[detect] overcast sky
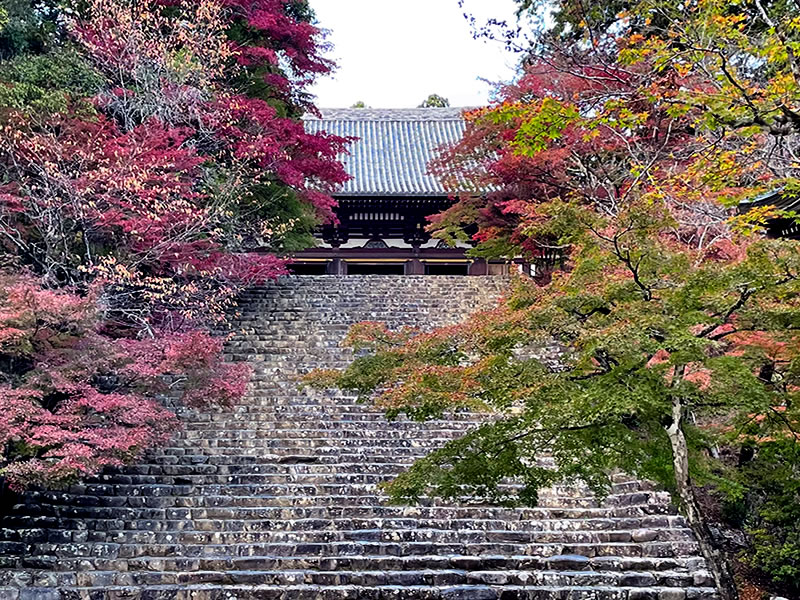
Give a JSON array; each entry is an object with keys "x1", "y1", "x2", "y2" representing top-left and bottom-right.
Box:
[{"x1": 308, "y1": 0, "x2": 521, "y2": 109}]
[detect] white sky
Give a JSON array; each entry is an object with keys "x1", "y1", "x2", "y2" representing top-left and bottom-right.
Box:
[{"x1": 308, "y1": 0, "x2": 521, "y2": 109}]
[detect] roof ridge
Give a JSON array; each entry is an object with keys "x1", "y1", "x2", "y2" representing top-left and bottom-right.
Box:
[
  {"x1": 315, "y1": 117, "x2": 465, "y2": 121},
  {"x1": 303, "y1": 107, "x2": 471, "y2": 123}
]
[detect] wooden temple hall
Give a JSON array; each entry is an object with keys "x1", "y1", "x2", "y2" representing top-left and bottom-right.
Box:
[{"x1": 292, "y1": 108, "x2": 510, "y2": 276}]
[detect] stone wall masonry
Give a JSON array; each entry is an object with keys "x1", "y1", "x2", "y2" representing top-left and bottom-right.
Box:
[{"x1": 0, "y1": 275, "x2": 718, "y2": 599}]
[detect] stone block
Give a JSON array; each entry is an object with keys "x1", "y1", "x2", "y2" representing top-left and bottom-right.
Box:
[
  {"x1": 632, "y1": 529, "x2": 659, "y2": 542},
  {"x1": 18, "y1": 590, "x2": 61, "y2": 600},
  {"x1": 546, "y1": 554, "x2": 592, "y2": 570},
  {"x1": 629, "y1": 592, "x2": 659, "y2": 600},
  {"x1": 659, "y1": 591, "x2": 687, "y2": 600},
  {"x1": 619, "y1": 573, "x2": 657, "y2": 587},
  {"x1": 442, "y1": 587, "x2": 498, "y2": 600}
]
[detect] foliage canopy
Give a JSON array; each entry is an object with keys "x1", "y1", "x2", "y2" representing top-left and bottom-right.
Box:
[
  {"x1": 0, "y1": 0, "x2": 347, "y2": 490},
  {"x1": 311, "y1": 0, "x2": 800, "y2": 597}
]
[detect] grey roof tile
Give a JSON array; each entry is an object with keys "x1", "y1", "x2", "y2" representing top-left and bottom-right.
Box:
[{"x1": 303, "y1": 108, "x2": 468, "y2": 196}]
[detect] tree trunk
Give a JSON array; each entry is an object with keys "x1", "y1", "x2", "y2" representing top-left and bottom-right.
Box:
[{"x1": 665, "y1": 395, "x2": 739, "y2": 600}]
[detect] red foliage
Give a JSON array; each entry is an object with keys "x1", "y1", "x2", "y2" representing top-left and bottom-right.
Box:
[
  {"x1": 428, "y1": 57, "x2": 760, "y2": 259},
  {"x1": 0, "y1": 275, "x2": 251, "y2": 490},
  {"x1": 221, "y1": 0, "x2": 334, "y2": 79},
  {"x1": 0, "y1": 0, "x2": 348, "y2": 489}
]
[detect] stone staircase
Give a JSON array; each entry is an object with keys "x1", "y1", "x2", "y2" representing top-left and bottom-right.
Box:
[{"x1": 0, "y1": 276, "x2": 718, "y2": 599}]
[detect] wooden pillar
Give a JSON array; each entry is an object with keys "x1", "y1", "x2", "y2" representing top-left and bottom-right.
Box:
[
  {"x1": 405, "y1": 259, "x2": 425, "y2": 275},
  {"x1": 468, "y1": 258, "x2": 488, "y2": 276},
  {"x1": 327, "y1": 258, "x2": 346, "y2": 275}
]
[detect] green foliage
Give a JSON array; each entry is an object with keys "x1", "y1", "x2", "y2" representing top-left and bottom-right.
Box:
[
  {"x1": 0, "y1": 47, "x2": 102, "y2": 117},
  {"x1": 728, "y1": 440, "x2": 800, "y2": 593},
  {"x1": 418, "y1": 94, "x2": 450, "y2": 108},
  {"x1": 0, "y1": 0, "x2": 67, "y2": 58},
  {"x1": 239, "y1": 183, "x2": 320, "y2": 253},
  {"x1": 311, "y1": 234, "x2": 800, "y2": 502}
]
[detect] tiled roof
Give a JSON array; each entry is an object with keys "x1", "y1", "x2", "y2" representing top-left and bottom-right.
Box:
[
  {"x1": 740, "y1": 187, "x2": 799, "y2": 211},
  {"x1": 303, "y1": 108, "x2": 468, "y2": 196}
]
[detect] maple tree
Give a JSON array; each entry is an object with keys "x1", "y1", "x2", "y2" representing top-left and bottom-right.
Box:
[
  {"x1": 0, "y1": 274, "x2": 247, "y2": 490},
  {"x1": 0, "y1": 0, "x2": 347, "y2": 489},
  {"x1": 310, "y1": 0, "x2": 800, "y2": 598}
]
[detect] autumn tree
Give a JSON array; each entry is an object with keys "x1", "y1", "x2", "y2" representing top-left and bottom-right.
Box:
[
  {"x1": 0, "y1": 0, "x2": 348, "y2": 490},
  {"x1": 309, "y1": 1, "x2": 800, "y2": 598}
]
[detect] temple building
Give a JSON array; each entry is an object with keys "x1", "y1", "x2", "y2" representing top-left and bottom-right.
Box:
[
  {"x1": 739, "y1": 188, "x2": 800, "y2": 240},
  {"x1": 293, "y1": 107, "x2": 510, "y2": 275}
]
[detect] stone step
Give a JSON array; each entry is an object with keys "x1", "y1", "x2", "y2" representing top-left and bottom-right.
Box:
[
  {"x1": 0, "y1": 584, "x2": 718, "y2": 600},
  {"x1": 2, "y1": 505, "x2": 680, "y2": 525},
  {"x1": 65, "y1": 475, "x2": 650, "y2": 493},
  {"x1": 144, "y1": 450, "x2": 485, "y2": 460},
  {"x1": 165, "y1": 437, "x2": 465, "y2": 448},
  {"x1": 108, "y1": 456, "x2": 559, "y2": 472},
  {"x1": 160, "y1": 433, "x2": 463, "y2": 443},
  {"x1": 0, "y1": 515, "x2": 687, "y2": 536},
  {"x1": 6, "y1": 493, "x2": 674, "y2": 512},
  {"x1": 176, "y1": 428, "x2": 478, "y2": 439},
  {"x1": 175, "y1": 413, "x2": 480, "y2": 424},
  {"x1": 0, "y1": 568, "x2": 716, "y2": 589},
  {"x1": 1, "y1": 527, "x2": 696, "y2": 547},
  {"x1": 140, "y1": 454, "x2": 425, "y2": 465},
  {"x1": 0, "y1": 553, "x2": 709, "y2": 578},
  {"x1": 16, "y1": 539, "x2": 702, "y2": 560},
  {"x1": 45, "y1": 480, "x2": 651, "y2": 499},
  {"x1": 95, "y1": 462, "x2": 415, "y2": 476},
  {"x1": 178, "y1": 417, "x2": 476, "y2": 425}
]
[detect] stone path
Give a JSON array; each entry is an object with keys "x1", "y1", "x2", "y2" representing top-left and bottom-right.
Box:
[{"x1": 0, "y1": 276, "x2": 718, "y2": 599}]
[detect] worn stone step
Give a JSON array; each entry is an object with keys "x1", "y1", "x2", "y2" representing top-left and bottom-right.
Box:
[
  {"x1": 6, "y1": 526, "x2": 693, "y2": 547},
  {"x1": 96, "y1": 462, "x2": 414, "y2": 476},
  {"x1": 140, "y1": 454, "x2": 424, "y2": 465},
  {"x1": 0, "y1": 553, "x2": 709, "y2": 579},
  {"x1": 67, "y1": 475, "x2": 650, "y2": 495},
  {"x1": 2, "y1": 504, "x2": 679, "y2": 527},
  {"x1": 6, "y1": 494, "x2": 671, "y2": 513},
  {"x1": 178, "y1": 414, "x2": 480, "y2": 424},
  {"x1": 3, "y1": 515, "x2": 683, "y2": 537},
  {"x1": 164, "y1": 439, "x2": 463, "y2": 450},
  {"x1": 1, "y1": 519, "x2": 689, "y2": 550},
  {"x1": 42, "y1": 481, "x2": 652, "y2": 501},
  {"x1": 97, "y1": 457, "x2": 563, "y2": 477},
  {"x1": 12, "y1": 488, "x2": 669, "y2": 512},
  {"x1": 212, "y1": 553, "x2": 709, "y2": 574},
  {"x1": 0, "y1": 567, "x2": 716, "y2": 589},
  {"x1": 176, "y1": 429, "x2": 474, "y2": 440},
  {"x1": 25, "y1": 539, "x2": 702, "y2": 560},
  {"x1": 182, "y1": 419, "x2": 480, "y2": 429},
  {"x1": 0, "y1": 584, "x2": 719, "y2": 600}
]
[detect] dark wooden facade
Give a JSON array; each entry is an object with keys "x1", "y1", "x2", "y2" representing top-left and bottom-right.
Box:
[{"x1": 319, "y1": 197, "x2": 451, "y2": 248}]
